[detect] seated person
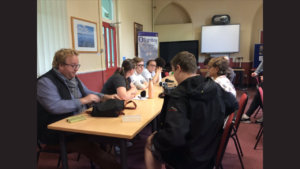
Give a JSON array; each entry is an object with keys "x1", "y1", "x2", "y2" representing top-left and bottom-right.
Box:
[
  {"x1": 130, "y1": 57, "x2": 149, "y2": 90},
  {"x1": 141, "y1": 60, "x2": 159, "y2": 83},
  {"x1": 101, "y1": 59, "x2": 137, "y2": 100},
  {"x1": 241, "y1": 61, "x2": 263, "y2": 123},
  {"x1": 144, "y1": 51, "x2": 228, "y2": 169},
  {"x1": 224, "y1": 56, "x2": 235, "y2": 82},
  {"x1": 208, "y1": 56, "x2": 236, "y2": 97},
  {"x1": 203, "y1": 57, "x2": 212, "y2": 77},
  {"x1": 37, "y1": 48, "x2": 121, "y2": 169}
]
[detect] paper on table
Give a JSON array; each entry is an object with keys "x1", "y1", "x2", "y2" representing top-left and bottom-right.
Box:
[{"x1": 131, "y1": 95, "x2": 148, "y2": 100}]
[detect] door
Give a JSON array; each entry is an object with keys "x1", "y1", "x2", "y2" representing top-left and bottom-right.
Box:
[{"x1": 102, "y1": 22, "x2": 118, "y2": 82}]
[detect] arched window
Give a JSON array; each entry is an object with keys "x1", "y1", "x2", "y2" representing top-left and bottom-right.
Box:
[{"x1": 102, "y1": 0, "x2": 113, "y2": 21}]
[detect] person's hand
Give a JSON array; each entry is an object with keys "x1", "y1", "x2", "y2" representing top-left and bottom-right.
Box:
[
  {"x1": 156, "y1": 67, "x2": 163, "y2": 74},
  {"x1": 251, "y1": 72, "x2": 258, "y2": 77},
  {"x1": 80, "y1": 94, "x2": 100, "y2": 104},
  {"x1": 131, "y1": 87, "x2": 138, "y2": 95},
  {"x1": 146, "y1": 131, "x2": 157, "y2": 151},
  {"x1": 260, "y1": 76, "x2": 263, "y2": 82},
  {"x1": 104, "y1": 94, "x2": 120, "y2": 101}
]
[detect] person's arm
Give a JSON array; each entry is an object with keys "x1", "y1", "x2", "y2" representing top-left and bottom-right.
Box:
[
  {"x1": 152, "y1": 97, "x2": 190, "y2": 152},
  {"x1": 141, "y1": 69, "x2": 152, "y2": 82},
  {"x1": 255, "y1": 61, "x2": 263, "y2": 74},
  {"x1": 117, "y1": 85, "x2": 137, "y2": 100},
  {"x1": 152, "y1": 67, "x2": 162, "y2": 84},
  {"x1": 140, "y1": 75, "x2": 149, "y2": 90},
  {"x1": 252, "y1": 61, "x2": 263, "y2": 77},
  {"x1": 80, "y1": 79, "x2": 104, "y2": 99},
  {"x1": 37, "y1": 77, "x2": 99, "y2": 114}
]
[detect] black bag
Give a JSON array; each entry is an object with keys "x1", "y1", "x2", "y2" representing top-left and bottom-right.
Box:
[{"x1": 86, "y1": 99, "x2": 137, "y2": 117}]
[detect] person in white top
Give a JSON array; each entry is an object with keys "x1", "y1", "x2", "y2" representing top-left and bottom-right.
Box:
[
  {"x1": 141, "y1": 60, "x2": 161, "y2": 84},
  {"x1": 208, "y1": 56, "x2": 236, "y2": 97},
  {"x1": 130, "y1": 57, "x2": 149, "y2": 90}
]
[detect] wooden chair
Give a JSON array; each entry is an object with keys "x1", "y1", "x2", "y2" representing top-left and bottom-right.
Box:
[{"x1": 215, "y1": 113, "x2": 235, "y2": 169}]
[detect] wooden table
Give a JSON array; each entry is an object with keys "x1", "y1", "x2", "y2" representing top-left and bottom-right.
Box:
[{"x1": 48, "y1": 76, "x2": 175, "y2": 169}]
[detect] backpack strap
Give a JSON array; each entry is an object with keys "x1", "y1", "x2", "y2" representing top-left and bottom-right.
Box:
[{"x1": 124, "y1": 100, "x2": 137, "y2": 110}]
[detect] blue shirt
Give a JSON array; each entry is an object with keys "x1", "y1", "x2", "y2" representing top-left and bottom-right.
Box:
[{"x1": 37, "y1": 75, "x2": 104, "y2": 115}]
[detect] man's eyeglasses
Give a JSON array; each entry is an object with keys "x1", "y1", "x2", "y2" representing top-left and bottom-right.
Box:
[
  {"x1": 149, "y1": 64, "x2": 156, "y2": 67},
  {"x1": 136, "y1": 64, "x2": 144, "y2": 67},
  {"x1": 64, "y1": 63, "x2": 81, "y2": 69}
]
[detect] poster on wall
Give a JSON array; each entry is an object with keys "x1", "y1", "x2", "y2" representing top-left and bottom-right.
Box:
[
  {"x1": 138, "y1": 32, "x2": 158, "y2": 64},
  {"x1": 253, "y1": 44, "x2": 263, "y2": 68}
]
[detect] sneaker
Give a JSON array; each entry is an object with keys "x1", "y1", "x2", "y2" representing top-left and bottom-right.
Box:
[
  {"x1": 115, "y1": 142, "x2": 133, "y2": 155},
  {"x1": 255, "y1": 117, "x2": 263, "y2": 124},
  {"x1": 115, "y1": 146, "x2": 120, "y2": 154},
  {"x1": 240, "y1": 114, "x2": 251, "y2": 123}
]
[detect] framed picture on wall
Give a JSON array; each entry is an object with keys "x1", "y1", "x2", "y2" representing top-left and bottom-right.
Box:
[
  {"x1": 134, "y1": 22, "x2": 143, "y2": 56},
  {"x1": 71, "y1": 16, "x2": 98, "y2": 53}
]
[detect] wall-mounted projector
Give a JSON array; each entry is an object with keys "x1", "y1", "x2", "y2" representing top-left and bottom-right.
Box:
[{"x1": 212, "y1": 15, "x2": 230, "y2": 25}]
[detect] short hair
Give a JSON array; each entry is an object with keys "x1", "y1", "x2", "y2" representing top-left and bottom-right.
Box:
[
  {"x1": 155, "y1": 57, "x2": 166, "y2": 68},
  {"x1": 52, "y1": 48, "x2": 79, "y2": 69},
  {"x1": 170, "y1": 51, "x2": 197, "y2": 74},
  {"x1": 146, "y1": 60, "x2": 156, "y2": 66},
  {"x1": 203, "y1": 57, "x2": 212, "y2": 65},
  {"x1": 208, "y1": 56, "x2": 229, "y2": 76},
  {"x1": 133, "y1": 57, "x2": 144, "y2": 64}
]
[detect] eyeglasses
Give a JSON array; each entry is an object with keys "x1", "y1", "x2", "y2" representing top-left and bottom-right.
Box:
[
  {"x1": 136, "y1": 64, "x2": 144, "y2": 67},
  {"x1": 64, "y1": 63, "x2": 81, "y2": 69},
  {"x1": 149, "y1": 64, "x2": 156, "y2": 67}
]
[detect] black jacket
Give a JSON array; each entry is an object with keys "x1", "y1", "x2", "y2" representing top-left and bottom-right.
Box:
[{"x1": 152, "y1": 75, "x2": 238, "y2": 169}]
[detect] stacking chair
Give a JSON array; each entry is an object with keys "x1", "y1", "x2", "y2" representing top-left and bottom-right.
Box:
[
  {"x1": 215, "y1": 113, "x2": 235, "y2": 169},
  {"x1": 254, "y1": 87, "x2": 263, "y2": 149},
  {"x1": 230, "y1": 92, "x2": 249, "y2": 169},
  {"x1": 37, "y1": 140, "x2": 95, "y2": 169}
]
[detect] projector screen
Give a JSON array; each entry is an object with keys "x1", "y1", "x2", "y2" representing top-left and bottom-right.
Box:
[{"x1": 201, "y1": 24, "x2": 240, "y2": 53}]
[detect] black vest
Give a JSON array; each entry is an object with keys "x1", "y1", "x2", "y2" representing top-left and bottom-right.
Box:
[{"x1": 37, "y1": 69, "x2": 87, "y2": 144}]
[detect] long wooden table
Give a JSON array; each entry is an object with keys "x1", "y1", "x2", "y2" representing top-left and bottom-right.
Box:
[{"x1": 48, "y1": 76, "x2": 176, "y2": 169}]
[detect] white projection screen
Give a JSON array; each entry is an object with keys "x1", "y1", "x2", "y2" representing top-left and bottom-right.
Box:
[{"x1": 201, "y1": 24, "x2": 240, "y2": 53}]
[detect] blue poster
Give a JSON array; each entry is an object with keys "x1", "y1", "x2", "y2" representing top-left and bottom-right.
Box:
[
  {"x1": 138, "y1": 32, "x2": 158, "y2": 64},
  {"x1": 253, "y1": 44, "x2": 263, "y2": 68}
]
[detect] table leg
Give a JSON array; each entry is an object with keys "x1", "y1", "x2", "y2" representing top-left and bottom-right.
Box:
[
  {"x1": 119, "y1": 139, "x2": 127, "y2": 169},
  {"x1": 59, "y1": 131, "x2": 68, "y2": 169},
  {"x1": 151, "y1": 117, "x2": 157, "y2": 133}
]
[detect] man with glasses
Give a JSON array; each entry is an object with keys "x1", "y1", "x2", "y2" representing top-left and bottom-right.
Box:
[
  {"x1": 37, "y1": 48, "x2": 121, "y2": 169},
  {"x1": 130, "y1": 57, "x2": 149, "y2": 90},
  {"x1": 141, "y1": 59, "x2": 162, "y2": 84}
]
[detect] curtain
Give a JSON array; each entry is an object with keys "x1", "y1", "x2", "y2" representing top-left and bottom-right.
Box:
[{"x1": 37, "y1": 0, "x2": 69, "y2": 77}]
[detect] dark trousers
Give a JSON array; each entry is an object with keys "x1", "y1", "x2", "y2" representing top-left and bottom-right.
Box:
[
  {"x1": 46, "y1": 134, "x2": 121, "y2": 169},
  {"x1": 246, "y1": 82, "x2": 263, "y2": 117}
]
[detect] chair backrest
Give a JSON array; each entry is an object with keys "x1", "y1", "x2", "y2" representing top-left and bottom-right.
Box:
[
  {"x1": 215, "y1": 113, "x2": 234, "y2": 169},
  {"x1": 258, "y1": 87, "x2": 263, "y2": 105},
  {"x1": 234, "y1": 92, "x2": 249, "y2": 130}
]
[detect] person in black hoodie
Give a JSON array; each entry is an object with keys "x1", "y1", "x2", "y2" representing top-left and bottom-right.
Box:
[{"x1": 144, "y1": 51, "x2": 238, "y2": 169}]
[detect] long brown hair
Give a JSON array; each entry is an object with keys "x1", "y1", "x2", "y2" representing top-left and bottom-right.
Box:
[{"x1": 115, "y1": 59, "x2": 136, "y2": 90}]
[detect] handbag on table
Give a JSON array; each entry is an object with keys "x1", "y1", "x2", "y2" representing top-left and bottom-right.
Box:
[{"x1": 86, "y1": 99, "x2": 137, "y2": 117}]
